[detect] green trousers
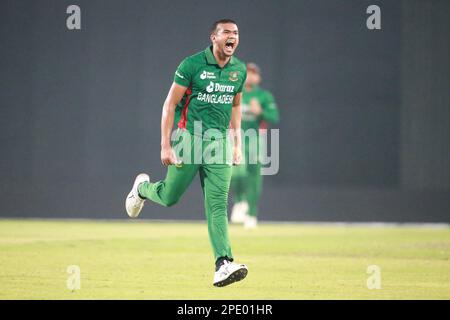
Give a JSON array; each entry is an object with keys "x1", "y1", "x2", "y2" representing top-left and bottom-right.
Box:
[
  {"x1": 231, "y1": 133, "x2": 263, "y2": 217},
  {"x1": 231, "y1": 162, "x2": 262, "y2": 217},
  {"x1": 138, "y1": 130, "x2": 233, "y2": 261}
]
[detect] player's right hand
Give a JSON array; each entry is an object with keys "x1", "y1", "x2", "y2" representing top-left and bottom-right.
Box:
[
  {"x1": 161, "y1": 146, "x2": 178, "y2": 166},
  {"x1": 232, "y1": 146, "x2": 242, "y2": 166},
  {"x1": 249, "y1": 98, "x2": 262, "y2": 116}
]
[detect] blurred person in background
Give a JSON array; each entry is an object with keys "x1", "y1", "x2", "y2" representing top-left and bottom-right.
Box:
[{"x1": 230, "y1": 62, "x2": 280, "y2": 229}]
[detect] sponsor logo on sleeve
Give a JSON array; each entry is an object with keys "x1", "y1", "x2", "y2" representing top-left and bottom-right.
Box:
[{"x1": 175, "y1": 70, "x2": 184, "y2": 79}]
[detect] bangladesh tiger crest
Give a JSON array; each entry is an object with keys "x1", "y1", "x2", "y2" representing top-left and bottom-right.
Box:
[{"x1": 229, "y1": 71, "x2": 239, "y2": 82}]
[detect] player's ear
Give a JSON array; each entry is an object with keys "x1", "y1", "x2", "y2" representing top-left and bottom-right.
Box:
[{"x1": 210, "y1": 33, "x2": 215, "y2": 42}]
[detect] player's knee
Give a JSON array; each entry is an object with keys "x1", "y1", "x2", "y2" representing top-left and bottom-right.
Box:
[{"x1": 163, "y1": 196, "x2": 180, "y2": 207}]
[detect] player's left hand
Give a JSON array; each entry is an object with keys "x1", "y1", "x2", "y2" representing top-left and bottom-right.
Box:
[{"x1": 232, "y1": 146, "x2": 242, "y2": 166}]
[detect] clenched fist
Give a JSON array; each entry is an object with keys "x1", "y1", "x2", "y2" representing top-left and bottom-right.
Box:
[{"x1": 161, "y1": 146, "x2": 178, "y2": 166}]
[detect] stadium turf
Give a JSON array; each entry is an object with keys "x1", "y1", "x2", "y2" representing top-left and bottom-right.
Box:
[{"x1": 0, "y1": 219, "x2": 448, "y2": 299}]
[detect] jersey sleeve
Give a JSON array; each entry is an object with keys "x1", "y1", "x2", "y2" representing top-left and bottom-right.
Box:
[
  {"x1": 236, "y1": 69, "x2": 247, "y2": 93},
  {"x1": 173, "y1": 58, "x2": 193, "y2": 87},
  {"x1": 260, "y1": 91, "x2": 280, "y2": 124}
]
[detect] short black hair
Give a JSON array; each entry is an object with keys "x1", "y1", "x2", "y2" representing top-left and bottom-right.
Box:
[{"x1": 211, "y1": 19, "x2": 237, "y2": 34}]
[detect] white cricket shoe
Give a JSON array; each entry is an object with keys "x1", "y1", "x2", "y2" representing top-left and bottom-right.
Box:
[
  {"x1": 213, "y1": 261, "x2": 248, "y2": 287},
  {"x1": 230, "y1": 201, "x2": 249, "y2": 224},
  {"x1": 244, "y1": 216, "x2": 258, "y2": 229},
  {"x1": 125, "y1": 173, "x2": 150, "y2": 218}
]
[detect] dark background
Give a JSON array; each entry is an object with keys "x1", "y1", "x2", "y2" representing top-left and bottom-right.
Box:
[{"x1": 1, "y1": 0, "x2": 449, "y2": 222}]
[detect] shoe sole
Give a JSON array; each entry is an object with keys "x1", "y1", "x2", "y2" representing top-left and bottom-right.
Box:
[{"x1": 213, "y1": 267, "x2": 248, "y2": 287}]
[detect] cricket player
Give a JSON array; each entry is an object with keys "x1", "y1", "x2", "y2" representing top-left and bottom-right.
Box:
[
  {"x1": 230, "y1": 63, "x2": 280, "y2": 229},
  {"x1": 126, "y1": 19, "x2": 248, "y2": 287}
]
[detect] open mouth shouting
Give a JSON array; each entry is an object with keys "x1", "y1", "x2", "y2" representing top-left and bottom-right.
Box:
[{"x1": 224, "y1": 39, "x2": 237, "y2": 54}]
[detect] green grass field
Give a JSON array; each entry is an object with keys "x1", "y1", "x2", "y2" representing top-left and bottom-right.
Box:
[{"x1": 0, "y1": 219, "x2": 449, "y2": 299}]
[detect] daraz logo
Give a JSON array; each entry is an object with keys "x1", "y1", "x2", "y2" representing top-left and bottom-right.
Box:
[
  {"x1": 206, "y1": 81, "x2": 235, "y2": 93},
  {"x1": 206, "y1": 81, "x2": 214, "y2": 93}
]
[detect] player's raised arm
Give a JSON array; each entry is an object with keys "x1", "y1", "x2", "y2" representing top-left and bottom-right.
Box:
[
  {"x1": 231, "y1": 92, "x2": 242, "y2": 165},
  {"x1": 160, "y1": 82, "x2": 187, "y2": 166}
]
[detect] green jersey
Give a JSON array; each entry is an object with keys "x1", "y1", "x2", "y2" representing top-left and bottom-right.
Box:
[
  {"x1": 173, "y1": 46, "x2": 247, "y2": 138},
  {"x1": 241, "y1": 85, "x2": 279, "y2": 131}
]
